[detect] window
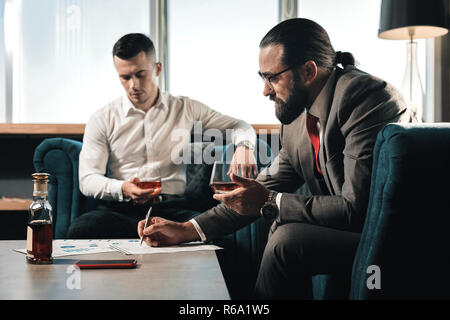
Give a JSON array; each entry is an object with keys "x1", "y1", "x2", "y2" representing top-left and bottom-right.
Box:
[
  {"x1": 168, "y1": 0, "x2": 279, "y2": 124},
  {"x1": 5, "y1": 0, "x2": 151, "y2": 123},
  {"x1": 298, "y1": 0, "x2": 427, "y2": 113},
  {"x1": 0, "y1": 1, "x2": 5, "y2": 122},
  {"x1": 1, "y1": 0, "x2": 431, "y2": 124}
]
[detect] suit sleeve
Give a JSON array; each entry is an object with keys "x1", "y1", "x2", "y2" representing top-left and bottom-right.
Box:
[
  {"x1": 256, "y1": 146, "x2": 304, "y2": 192},
  {"x1": 278, "y1": 79, "x2": 411, "y2": 232}
]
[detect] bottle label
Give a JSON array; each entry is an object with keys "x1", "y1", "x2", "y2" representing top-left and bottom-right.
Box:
[{"x1": 26, "y1": 226, "x2": 33, "y2": 253}]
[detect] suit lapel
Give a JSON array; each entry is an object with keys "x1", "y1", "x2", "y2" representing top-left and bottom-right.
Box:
[{"x1": 317, "y1": 70, "x2": 341, "y2": 195}]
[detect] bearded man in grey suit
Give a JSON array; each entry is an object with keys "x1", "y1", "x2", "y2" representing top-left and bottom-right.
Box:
[{"x1": 137, "y1": 18, "x2": 417, "y2": 299}]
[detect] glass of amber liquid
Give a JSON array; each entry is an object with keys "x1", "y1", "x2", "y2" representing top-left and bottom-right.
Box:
[
  {"x1": 209, "y1": 161, "x2": 240, "y2": 194},
  {"x1": 136, "y1": 165, "x2": 162, "y2": 203}
]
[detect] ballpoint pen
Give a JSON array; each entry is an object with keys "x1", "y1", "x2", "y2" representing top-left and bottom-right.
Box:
[{"x1": 140, "y1": 206, "x2": 153, "y2": 247}]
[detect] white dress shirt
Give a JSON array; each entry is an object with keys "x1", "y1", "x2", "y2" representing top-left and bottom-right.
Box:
[{"x1": 79, "y1": 91, "x2": 256, "y2": 201}]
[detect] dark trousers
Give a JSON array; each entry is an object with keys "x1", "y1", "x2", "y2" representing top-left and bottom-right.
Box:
[
  {"x1": 66, "y1": 196, "x2": 203, "y2": 239},
  {"x1": 254, "y1": 222, "x2": 361, "y2": 299}
]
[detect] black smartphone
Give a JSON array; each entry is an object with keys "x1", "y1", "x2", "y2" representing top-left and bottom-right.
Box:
[{"x1": 74, "y1": 259, "x2": 137, "y2": 269}]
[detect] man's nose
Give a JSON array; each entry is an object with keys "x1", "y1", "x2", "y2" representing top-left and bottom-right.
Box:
[
  {"x1": 263, "y1": 81, "x2": 274, "y2": 97},
  {"x1": 130, "y1": 77, "x2": 139, "y2": 90}
]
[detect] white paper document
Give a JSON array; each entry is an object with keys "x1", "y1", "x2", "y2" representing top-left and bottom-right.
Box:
[
  {"x1": 14, "y1": 239, "x2": 222, "y2": 257},
  {"x1": 109, "y1": 239, "x2": 222, "y2": 255},
  {"x1": 14, "y1": 239, "x2": 117, "y2": 257}
]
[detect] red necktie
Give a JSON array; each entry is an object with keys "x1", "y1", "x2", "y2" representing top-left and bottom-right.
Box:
[{"x1": 306, "y1": 113, "x2": 322, "y2": 175}]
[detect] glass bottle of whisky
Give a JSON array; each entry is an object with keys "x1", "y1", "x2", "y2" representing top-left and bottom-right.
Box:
[{"x1": 26, "y1": 173, "x2": 53, "y2": 264}]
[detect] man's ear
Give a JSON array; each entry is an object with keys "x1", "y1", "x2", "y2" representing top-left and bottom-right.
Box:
[
  {"x1": 302, "y1": 60, "x2": 318, "y2": 86},
  {"x1": 154, "y1": 62, "x2": 162, "y2": 77}
]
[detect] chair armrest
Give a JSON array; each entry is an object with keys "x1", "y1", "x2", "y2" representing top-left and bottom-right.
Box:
[
  {"x1": 33, "y1": 138, "x2": 87, "y2": 239},
  {"x1": 350, "y1": 123, "x2": 450, "y2": 299}
]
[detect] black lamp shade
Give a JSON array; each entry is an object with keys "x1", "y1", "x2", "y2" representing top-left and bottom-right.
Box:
[{"x1": 379, "y1": 0, "x2": 449, "y2": 39}]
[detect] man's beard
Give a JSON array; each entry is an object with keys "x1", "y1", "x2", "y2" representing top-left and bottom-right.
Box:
[{"x1": 273, "y1": 79, "x2": 309, "y2": 125}]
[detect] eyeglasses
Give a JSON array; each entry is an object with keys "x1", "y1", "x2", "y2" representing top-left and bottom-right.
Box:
[{"x1": 258, "y1": 66, "x2": 295, "y2": 86}]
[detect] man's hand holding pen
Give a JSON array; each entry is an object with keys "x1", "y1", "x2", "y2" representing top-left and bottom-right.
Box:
[{"x1": 137, "y1": 217, "x2": 200, "y2": 247}]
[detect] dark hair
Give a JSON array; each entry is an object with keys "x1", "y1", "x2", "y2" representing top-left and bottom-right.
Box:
[
  {"x1": 112, "y1": 33, "x2": 156, "y2": 61},
  {"x1": 260, "y1": 18, "x2": 355, "y2": 69}
]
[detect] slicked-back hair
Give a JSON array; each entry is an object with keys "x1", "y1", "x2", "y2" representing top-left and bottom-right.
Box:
[
  {"x1": 112, "y1": 33, "x2": 156, "y2": 62},
  {"x1": 260, "y1": 18, "x2": 355, "y2": 70}
]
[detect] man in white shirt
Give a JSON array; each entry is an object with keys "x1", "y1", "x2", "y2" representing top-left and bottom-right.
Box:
[{"x1": 67, "y1": 33, "x2": 257, "y2": 239}]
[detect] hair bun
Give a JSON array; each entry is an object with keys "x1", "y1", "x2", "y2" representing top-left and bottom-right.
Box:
[
  {"x1": 335, "y1": 51, "x2": 343, "y2": 64},
  {"x1": 335, "y1": 51, "x2": 355, "y2": 67}
]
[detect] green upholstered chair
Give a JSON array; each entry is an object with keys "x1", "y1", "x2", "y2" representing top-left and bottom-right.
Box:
[
  {"x1": 350, "y1": 123, "x2": 450, "y2": 299},
  {"x1": 312, "y1": 123, "x2": 450, "y2": 299},
  {"x1": 33, "y1": 138, "x2": 85, "y2": 239}
]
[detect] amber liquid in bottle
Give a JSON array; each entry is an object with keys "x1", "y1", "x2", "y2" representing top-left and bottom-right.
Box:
[
  {"x1": 26, "y1": 221, "x2": 53, "y2": 264},
  {"x1": 26, "y1": 173, "x2": 53, "y2": 264}
]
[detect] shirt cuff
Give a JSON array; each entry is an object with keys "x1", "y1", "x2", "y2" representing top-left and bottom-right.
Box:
[
  {"x1": 231, "y1": 125, "x2": 257, "y2": 147},
  {"x1": 276, "y1": 192, "x2": 282, "y2": 210},
  {"x1": 111, "y1": 180, "x2": 125, "y2": 202},
  {"x1": 190, "y1": 218, "x2": 207, "y2": 242}
]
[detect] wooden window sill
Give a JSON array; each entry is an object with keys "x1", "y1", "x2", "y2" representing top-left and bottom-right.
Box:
[
  {"x1": 0, "y1": 123, "x2": 281, "y2": 135},
  {"x1": 0, "y1": 197, "x2": 33, "y2": 211}
]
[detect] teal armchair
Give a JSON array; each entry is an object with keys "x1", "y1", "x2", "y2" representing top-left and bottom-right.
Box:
[
  {"x1": 33, "y1": 138, "x2": 85, "y2": 239},
  {"x1": 350, "y1": 123, "x2": 450, "y2": 299},
  {"x1": 312, "y1": 123, "x2": 450, "y2": 299}
]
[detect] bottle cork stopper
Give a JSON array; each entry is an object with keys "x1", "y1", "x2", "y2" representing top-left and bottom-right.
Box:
[{"x1": 32, "y1": 173, "x2": 50, "y2": 180}]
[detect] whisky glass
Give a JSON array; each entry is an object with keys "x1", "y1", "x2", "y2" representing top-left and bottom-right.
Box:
[
  {"x1": 209, "y1": 161, "x2": 240, "y2": 194},
  {"x1": 136, "y1": 165, "x2": 162, "y2": 190},
  {"x1": 135, "y1": 165, "x2": 162, "y2": 204}
]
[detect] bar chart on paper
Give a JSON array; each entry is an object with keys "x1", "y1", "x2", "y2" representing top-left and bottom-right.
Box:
[{"x1": 14, "y1": 239, "x2": 117, "y2": 257}]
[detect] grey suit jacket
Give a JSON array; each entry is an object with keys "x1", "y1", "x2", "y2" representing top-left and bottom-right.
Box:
[{"x1": 195, "y1": 66, "x2": 416, "y2": 240}]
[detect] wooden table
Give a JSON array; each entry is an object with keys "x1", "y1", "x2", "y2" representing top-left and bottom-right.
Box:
[{"x1": 0, "y1": 240, "x2": 230, "y2": 300}]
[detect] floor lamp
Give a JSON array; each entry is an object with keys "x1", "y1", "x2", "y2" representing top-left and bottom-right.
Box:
[{"x1": 378, "y1": 0, "x2": 448, "y2": 122}]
